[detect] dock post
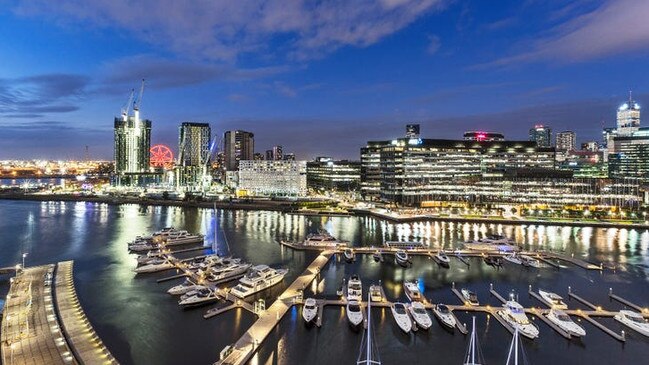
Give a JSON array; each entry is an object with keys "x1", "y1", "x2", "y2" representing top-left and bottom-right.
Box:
[
  {"x1": 490, "y1": 283, "x2": 493, "y2": 291},
  {"x1": 609, "y1": 287, "x2": 613, "y2": 296},
  {"x1": 568, "y1": 286, "x2": 571, "y2": 294},
  {"x1": 621, "y1": 330, "x2": 625, "y2": 341},
  {"x1": 528, "y1": 284, "x2": 532, "y2": 292},
  {"x1": 452, "y1": 281, "x2": 455, "y2": 289}
]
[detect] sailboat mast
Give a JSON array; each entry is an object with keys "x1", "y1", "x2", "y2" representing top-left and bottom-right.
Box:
[
  {"x1": 367, "y1": 292, "x2": 371, "y2": 363},
  {"x1": 213, "y1": 202, "x2": 218, "y2": 254},
  {"x1": 471, "y1": 316, "x2": 476, "y2": 364},
  {"x1": 514, "y1": 329, "x2": 519, "y2": 365}
]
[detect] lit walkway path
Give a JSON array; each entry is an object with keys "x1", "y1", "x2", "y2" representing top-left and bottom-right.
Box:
[
  {"x1": 1, "y1": 265, "x2": 76, "y2": 365},
  {"x1": 54, "y1": 261, "x2": 118, "y2": 365},
  {"x1": 216, "y1": 251, "x2": 334, "y2": 365}
]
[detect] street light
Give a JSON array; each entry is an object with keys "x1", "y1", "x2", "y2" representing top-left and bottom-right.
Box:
[{"x1": 22, "y1": 253, "x2": 27, "y2": 269}]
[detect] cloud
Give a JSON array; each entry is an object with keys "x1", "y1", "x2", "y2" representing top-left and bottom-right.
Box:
[
  {"x1": 475, "y1": 0, "x2": 649, "y2": 68},
  {"x1": 484, "y1": 16, "x2": 518, "y2": 31},
  {"x1": 426, "y1": 35, "x2": 441, "y2": 54},
  {"x1": 13, "y1": 0, "x2": 447, "y2": 62},
  {"x1": 0, "y1": 74, "x2": 88, "y2": 117}
]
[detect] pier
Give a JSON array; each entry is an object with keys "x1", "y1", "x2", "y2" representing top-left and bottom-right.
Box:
[
  {"x1": 1, "y1": 262, "x2": 118, "y2": 365},
  {"x1": 608, "y1": 288, "x2": 648, "y2": 313}
]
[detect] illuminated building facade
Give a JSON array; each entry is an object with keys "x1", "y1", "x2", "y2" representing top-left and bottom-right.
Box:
[
  {"x1": 463, "y1": 131, "x2": 504, "y2": 141},
  {"x1": 224, "y1": 130, "x2": 254, "y2": 171},
  {"x1": 113, "y1": 115, "x2": 152, "y2": 186},
  {"x1": 360, "y1": 140, "x2": 390, "y2": 200},
  {"x1": 606, "y1": 93, "x2": 649, "y2": 183},
  {"x1": 529, "y1": 124, "x2": 552, "y2": 147},
  {"x1": 406, "y1": 124, "x2": 420, "y2": 138},
  {"x1": 177, "y1": 122, "x2": 211, "y2": 189},
  {"x1": 556, "y1": 131, "x2": 576, "y2": 152},
  {"x1": 238, "y1": 160, "x2": 307, "y2": 196},
  {"x1": 307, "y1": 157, "x2": 361, "y2": 191}
]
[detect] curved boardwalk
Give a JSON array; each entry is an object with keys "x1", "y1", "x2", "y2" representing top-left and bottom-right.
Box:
[{"x1": 54, "y1": 261, "x2": 119, "y2": 365}]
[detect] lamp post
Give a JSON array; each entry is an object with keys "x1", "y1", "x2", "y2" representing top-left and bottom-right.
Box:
[{"x1": 22, "y1": 253, "x2": 27, "y2": 269}]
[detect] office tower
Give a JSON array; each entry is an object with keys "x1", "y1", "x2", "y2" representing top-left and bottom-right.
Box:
[
  {"x1": 238, "y1": 160, "x2": 307, "y2": 196},
  {"x1": 463, "y1": 131, "x2": 505, "y2": 141},
  {"x1": 529, "y1": 124, "x2": 552, "y2": 147},
  {"x1": 177, "y1": 122, "x2": 211, "y2": 188},
  {"x1": 113, "y1": 85, "x2": 151, "y2": 186},
  {"x1": 272, "y1": 145, "x2": 283, "y2": 160},
  {"x1": 307, "y1": 157, "x2": 361, "y2": 191},
  {"x1": 406, "y1": 124, "x2": 420, "y2": 138},
  {"x1": 581, "y1": 141, "x2": 599, "y2": 152},
  {"x1": 556, "y1": 131, "x2": 576, "y2": 152},
  {"x1": 360, "y1": 140, "x2": 390, "y2": 200},
  {"x1": 265, "y1": 149, "x2": 274, "y2": 160},
  {"x1": 616, "y1": 91, "x2": 640, "y2": 135},
  {"x1": 223, "y1": 130, "x2": 254, "y2": 171}
]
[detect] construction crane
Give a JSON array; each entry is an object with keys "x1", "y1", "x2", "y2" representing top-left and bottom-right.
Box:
[
  {"x1": 132, "y1": 79, "x2": 145, "y2": 124},
  {"x1": 120, "y1": 89, "x2": 135, "y2": 121}
]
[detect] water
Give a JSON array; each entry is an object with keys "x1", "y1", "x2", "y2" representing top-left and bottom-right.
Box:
[
  {"x1": 0, "y1": 200, "x2": 648, "y2": 364},
  {"x1": 0, "y1": 177, "x2": 67, "y2": 186}
]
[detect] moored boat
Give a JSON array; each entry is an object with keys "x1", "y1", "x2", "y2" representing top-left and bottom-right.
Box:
[
  {"x1": 461, "y1": 288, "x2": 479, "y2": 306},
  {"x1": 546, "y1": 309, "x2": 586, "y2": 337},
  {"x1": 498, "y1": 300, "x2": 540, "y2": 339},
  {"x1": 347, "y1": 300, "x2": 364, "y2": 328},
  {"x1": 403, "y1": 280, "x2": 423, "y2": 302},
  {"x1": 408, "y1": 302, "x2": 432, "y2": 330},
  {"x1": 538, "y1": 289, "x2": 568, "y2": 309},
  {"x1": 302, "y1": 298, "x2": 318, "y2": 323},
  {"x1": 391, "y1": 302, "x2": 412, "y2": 333},
  {"x1": 230, "y1": 265, "x2": 288, "y2": 298},
  {"x1": 395, "y1": 250, "x2": 410, "y2": 268},
  {"x1": 432, "y1": 304, "x2": 456, "y2": 329},
  {"x1": 347, "y1": 275, "x2": 362, "y2": 302},
  {"x1": 614, "y1": 310, "x2": 649, "y2": 337}
]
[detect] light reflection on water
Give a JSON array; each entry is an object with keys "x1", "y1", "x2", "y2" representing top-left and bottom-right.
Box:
[{"x1": 0, "y1": 200, "x2": 648, "y2": 364}]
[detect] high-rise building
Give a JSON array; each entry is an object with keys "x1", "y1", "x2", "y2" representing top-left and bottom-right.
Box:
[
  {"x1": 463, "y1": 131, "x2": 504, "y2": 141},
  {"x1": 556, "y1": 131, "x2": 576, "y2": 152},
  {"x1": 253, "y1": 153, "x2": 265, "y2": 161},
  {"x1": 113, "y1": 106, "x2": 152, "y2": 186},
  {"x1": 238, "y1": 160, "x2": 307, "y2": 196},
  {"x1": 272, "y1": 145, "x2": 283, "y2": 161},
  {"x1": 616, "y1": 92, "x2": 640, "y2": 135},
  {"x1": 406, "y1": 124, "x2": 420, "y2": 138},
  {"x1": 224, "y1": 130, "x2": 254, "y2": 171},
  {"x1": 283, "y1": 153, "x2": 296, "y2": 161},
  {"x1": 529, "y1": 124, "x2": 552, "y2": 147},
  {"x1": 360, "y1": 140, "x2": 390, "y2": 200},
  {"x1": 307, "y1": 157, "x2": 361, "y2": 191},
  {"x1": 265, "y1": 149, "x2": 274, "y2": 160},
  {"x1": 581, "y1": 141, "x2": 599, "y2": 152},
  {"x1": 177, "y1": 122, "x2": 211, "y2": 188}
]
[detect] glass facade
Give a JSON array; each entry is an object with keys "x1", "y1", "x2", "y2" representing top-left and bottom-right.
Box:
[
  {"x1": 177, "y1": 122, "x2": 211, "y2": 188},
  {"x1": 306, "y1": 157, "x2": 361, "y2": 191},
  {"x1": 238, "y1": 160, "x2": 307, "y2": 196},
  {"x1": 113, "y1": 116, "x2": 152, "y2": 186}
]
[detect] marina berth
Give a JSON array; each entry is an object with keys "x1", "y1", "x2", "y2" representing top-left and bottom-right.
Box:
[
  {"x1": 462, "y1": 236, "x2": 520, "y2": 252},
  {"x1": 162, "y1": 231, "x2": 204, "y2": 246},
  {"x1": 614, "y1": 310, "x2": 649, "y2": 337},
  {"x1": 134, "y1": 258, "x2": 174, "y2": 273},
  {"x1": 546, "y1": 309, "x2": 586, "y2": 337},
  {"x1": 178, "y1": 287, "x2": 219, "y2": 308},
  {"x1": 302, "y1": 298, "x2": 318, "y2": 323},
  {"x1": 432, "y1": 304, "x2": 456, "y2": 329},
  {"x1": 391, "y1": 302, "x2": 413, "y2": 333},
  {"x1": 206, "y1": 262, "x2": 252, "y2": 284},
  {"x1": 347, "y1": 275, "x2": 363, "y2": 302},
  {"x1": 347, "y1": 300, "x2": 364, "y2": 328},
  {"x1": 343, "y1": 248, "x2": 356, "y2": 263},
  {"x1": 230, "y1": 265, "x2": 288, "y2": 298},
  {"x1": 300, "y1": 231, "x2": 350, "y2": 247},
  {"x1": 503, "y1": 253, "x2": 523, "y2": 265},
  {"x1": 395, "y1": 250, "x2": 410, "y2": 267},
  {"x1": 369, "y1": 285, "x2": 383, "y2": 302},
  {"x1": 403, "y1": 280, "x2": 423, "y2": 302},
  {"x1": 520, "y1": 255, "x2": 541, "y2": 268},
  {"x1": 167, "y1": 278, "x2": 207, "y2": 296},
  {"x1": 433, "y1": 250, "x2": 450, "y2": 267},
  {"x1": 408, "y1": 302, "x2": 432, "y2": 330},
  {"x1": 498, "y1": 300, "x2": 540, "y2": 339}
]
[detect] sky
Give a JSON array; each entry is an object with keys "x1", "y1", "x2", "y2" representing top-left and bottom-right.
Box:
[{"x1": 2, "y1": 0, "x2": 649, "y2": 160}]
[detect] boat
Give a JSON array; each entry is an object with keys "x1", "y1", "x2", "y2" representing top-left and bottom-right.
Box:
[
  {"x1": 497, "y1": 300, "x2": 540, "y2": 339},
  {"x1": 136, "y1": 250, "x2": 164, "y2": 264},
  {"x1": 302, "y1": 298, "x2": 318, "y2": 323},
  {"x1": 546, "y1": 309, "x2": 586, "y2": 337},
  {"x1": 395, "y1": 250, "x2": 410, "y2": 268},
  {"x1": 300, "y1": 231, "x2": 349, "y2": 248},
  {"x1": 390, "y1": 302, "x2": 412, "y2": 333},
  {"x1": 433, "y1": 250, "x2": 450, "y2": 267},
  {"x1": 432, "y1": 304, "x2": 456, "y2": 329},
  {"x1": 463, "y1": 236, "x2": 520, "y2": 252},
  {"x1": 538, "y1": 289, "x2": 568, "y2": 309},
  {"x1": 163, "y1": 231, "x2": 204, "y2": 246},
  {"x1": 372, "y1": 250, "x2": 384, "y2": 263},
  {"x1": 347, "y1": 300, "x2": 364, "y2": 328},
  {"x1": 206, "y1": 263, "x2": 252, "y2": 284},
  {"x1": 408, "y1": 302, "x2": 432, "y2": 330},
  {"x1": 484, "y1": 256, "x2": 503, "y2": 267},
  {"x1": 230, "y1": 265, "x2": 289, "y2": 298},
  {"x1": 178, "y1": 288, "x2": 219, "y2": 308},
  {"x1": 337, "y1": 278, "x2": 345, "y2": 296},
  {"x1": 129, "y1": 243, "x2": 158, "y2": 253},
  {"x1": 167, "y1": 278, "x2": 207, "y2": 295},
  {"x1": 369, "y1": 285, "x2": 383, "y2": 302},
  {"x1": 134, "y1": 259, "x2": 174, "y2": 273},
  {"x1": 343, "y1": 249, "x2": 356, "y2": 263},
  {"x1": 520, "y1": 255, "x2": 541, "y2": 268},
  {"x1": 461, "y1": 288, "x2": 479, "y2": 306},
  {"x1": 463, "y1": 317, "x2": 485, "y2": 365},
  {"x1": 403, "y1": 280, "x2": 422, "y2": 302},
  {"x1": 347, "y1": 275, "x2": 362, "y2": 301},
  {"x1": 503, "y1": 253, "x2": 522, "y2": 265},
  {"x1": 614, "y1": 310, "x2": 649, "y2": 337}
]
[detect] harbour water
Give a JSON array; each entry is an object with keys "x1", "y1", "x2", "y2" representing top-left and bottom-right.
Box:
[{"x1": 1, "y1": 200, "x2": 648, "y2": 364}]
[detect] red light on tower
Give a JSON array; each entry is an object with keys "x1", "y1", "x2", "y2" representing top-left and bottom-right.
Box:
[
  {"x1": 476, "y1": 132, "x2": 487, "y2": 141},
  {"x1": 150, "y1": 144, "x2": 174, "y2": 169}
]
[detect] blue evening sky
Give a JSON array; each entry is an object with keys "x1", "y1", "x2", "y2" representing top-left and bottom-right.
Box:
[{"x1": 1, "y1": 0, "x2": 649, "y2": 160}]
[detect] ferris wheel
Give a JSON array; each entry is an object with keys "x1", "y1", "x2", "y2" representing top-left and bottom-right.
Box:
[{"x1": 150, "y1": 144, "x2": 174, "y2": 169}]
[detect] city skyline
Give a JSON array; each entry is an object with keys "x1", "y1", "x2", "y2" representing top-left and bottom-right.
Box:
[{"x1": 2, "y1": 0, "x2": 649, "y2": 160}]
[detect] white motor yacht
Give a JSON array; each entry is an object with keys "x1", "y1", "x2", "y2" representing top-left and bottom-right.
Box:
[
  {"x1": 301, "y1": 231, "x2": 349, "y2": 247},
  {"x1": 433, "y1": 250, "x2": 450, "y2": 267},
  {"x1": 369, "y1": 285, "x2": 383, "y2": 302},
  {"x1": 206, "y1": 263, "x2": 251, "y2": 284},
  {"x1": 546, "y1": 309, "x2": 586, "y2": 337},
  {"x1": 614, "y1": 310, "x2": 649, "y2": 337},
  {"x1": 432, "y1": 304, "x2": 456, "y2": 329},
  {"x1": 347, "y1": 275, "x2": 362, "y2": 302},
  {"x1": 129, "y1": 243, "x2": 158, "y2": 253},
  {"x1": 164, "y1": 232, "x2": 204, "y2": 246},
  {"x1": 136, "y1": 250, "x2": 164, "y2": 264},
  {"x1": 167, "y1": 278, "x2": 206, "y2": 295},
  {"x1": 498, "y1": 300, "x2": 540, "y2": 339},
  {"x1": 134, "y1": 259, "x2": 174, "y2": 273},
  {"x1": 538, "y1": 289, "x2": 568, "y2": 309},
  {"x1": 230, "y1": 265, "x2": 288, "y2": 298},
  {"x1": 302, "y1": 298, "x2": 318, "y2": 323},
  {"x1": 391, "y1": 302, "x2": 412, "y2": 333},
  {"x1": 347, "y1": 300, "x2": 364, "y2": 328},
  {"x1": 395, "y1": 250, "x2": 410, "y2": 268},
  {"x1": 408, "y1": 302, "x2": 432, "y2": 330},
  {"x1": 461, "y1": 288, "x2": 480, "y2": 306},
  {"x1": 178, "y1": 288, "x2": 219, "y2": 308},
  {"x1": 403, "y1": 280, "x2": 423, "y2": 302},
  {"x1": 503, "y1": 253, "x2": 522, "y2": 265},
  {"x1": 520, "y1": 255, "x2": 541, "y2": 268}
]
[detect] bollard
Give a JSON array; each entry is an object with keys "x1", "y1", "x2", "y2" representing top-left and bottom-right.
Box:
[
  {"x1": 609, "y1": 287, "x2": 613, "y2": 296},
  {"x1": 568, "y1": 286, "x2": 571, "y2": 294},
  {"x1": 452, "y1": 282, "x2": 455, "y2": 289},
  {"x1": 490, "y1": 283, "x2": 493, "y2": 290},
  {"x1": 621, "y1": 330, "x2": 625, "y2": 341}
]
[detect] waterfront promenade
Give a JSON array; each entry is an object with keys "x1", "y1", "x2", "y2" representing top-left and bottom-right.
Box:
[{"x1": 1, "y1": 262, "x2": 118, "y2": 365}]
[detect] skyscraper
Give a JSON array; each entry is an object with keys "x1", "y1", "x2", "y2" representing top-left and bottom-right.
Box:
[
  {"x1": 113, "y1": 90, "x2": 152, "y2": 186},
  {"x1": 177, "y1": 122, "x2": 211, "y2": 188},
  {"x1": 272, "y1": 145, "x2": 283, "y2": 160},
  {"x1": 616, "y1": 91, "x2": 640, "y2": 135},
  {"x1": 556, "y1": 131, "x2": 576, "y2": 152},
  {"x1": 224, "y1": 130, "x2": 254, "y2": 171},
  {"x1": 529, "y1": 124, "x2": 552, "y2": 147}
]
